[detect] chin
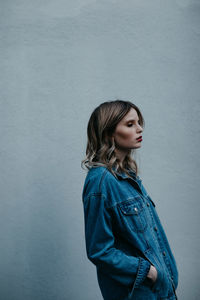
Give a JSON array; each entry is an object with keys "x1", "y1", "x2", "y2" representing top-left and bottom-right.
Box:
[{"x1": 134, "y1": 145, "x2": 142, "y2": 149}]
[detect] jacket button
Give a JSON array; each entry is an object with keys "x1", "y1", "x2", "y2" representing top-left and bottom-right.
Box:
[
  {"x1": 163, "y1": 251, "x2": 166, "y2": 257},
  {"x1": 134, "y1": 207, "x2": 138, "y2": 212},
  {"x1": 154, "y1": 226, "x2": 158, "y2": 232},
  {"x1": 147, "y1": 202, "x2": 150, "y2": 207}
]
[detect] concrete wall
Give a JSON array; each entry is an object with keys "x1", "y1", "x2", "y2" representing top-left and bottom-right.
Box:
[{"x1": 0, "y1": 0, "x2": 200, "y2": 299}]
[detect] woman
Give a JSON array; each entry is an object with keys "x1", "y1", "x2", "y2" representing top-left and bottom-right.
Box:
[{"x1": 81, "y1": 100, "x2": 178, "y2": 300}]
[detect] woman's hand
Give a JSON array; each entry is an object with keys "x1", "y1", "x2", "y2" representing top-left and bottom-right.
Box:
[{"x1": 147, "y1": 265, "x2": 158, "y2": 283}]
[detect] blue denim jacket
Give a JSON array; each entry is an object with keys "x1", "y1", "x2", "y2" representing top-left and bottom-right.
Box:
[{"x1": 82, "y1": 166, "x2": 179, "y2": 300}]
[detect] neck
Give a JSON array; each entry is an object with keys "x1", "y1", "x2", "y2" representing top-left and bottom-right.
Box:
[{"x1": 114, "y1": 148, "x2": 128, "y2": 163}]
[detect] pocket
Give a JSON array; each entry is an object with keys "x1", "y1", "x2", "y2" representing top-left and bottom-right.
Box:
[
  {"x1": 143, "y1": 251, "x2": 170, "y2": 298},
  {"x1": 142, "y1": 276, "x2": 155, "y2": 290},
  {"x1": 118, "y1": 197, "x2": 148, "y2": 232}
]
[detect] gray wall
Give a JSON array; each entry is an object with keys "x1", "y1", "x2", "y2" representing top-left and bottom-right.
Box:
[{"x1": 0, "y1": 0, "x2": 200, "y2": 299}]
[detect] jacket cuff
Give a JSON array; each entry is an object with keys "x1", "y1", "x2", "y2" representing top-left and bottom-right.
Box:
[
  {"x1": 128, "y1": 257, "x2": 151, "y2": 299},
  {"x1": 134, "y1": 257, "x2": 151, "y2": 287}
]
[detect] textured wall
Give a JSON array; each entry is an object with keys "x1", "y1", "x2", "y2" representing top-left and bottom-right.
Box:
[{"x1": 0, "y1": 0, "x2": 200, "y2": 299}]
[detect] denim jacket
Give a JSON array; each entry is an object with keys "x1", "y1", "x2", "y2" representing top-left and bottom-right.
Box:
[{"x1": 82, "y1": 166, "x2": 179, "y2": 300}]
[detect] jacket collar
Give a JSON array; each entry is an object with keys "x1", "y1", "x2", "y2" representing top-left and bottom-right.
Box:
[
  {"x1": 114, "y1": 168, "x2": 143, "y2": 197},
  {"x1": 112, "y1": 167, "x2": 142, "y2": 183}
]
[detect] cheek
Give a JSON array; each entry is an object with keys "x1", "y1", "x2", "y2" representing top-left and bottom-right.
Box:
[{"x1": 116, "y1": 130, "x2": 135, "y2": 141}]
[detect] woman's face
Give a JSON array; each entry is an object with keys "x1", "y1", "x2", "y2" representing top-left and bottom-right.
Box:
[{"x1": 112, "y1": 108, "x2": 143, "y2": 155}]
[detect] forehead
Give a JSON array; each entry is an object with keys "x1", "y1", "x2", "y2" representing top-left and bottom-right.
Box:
[{"x1": 122, "y1": 108, "x2": 139, "y2": 122}]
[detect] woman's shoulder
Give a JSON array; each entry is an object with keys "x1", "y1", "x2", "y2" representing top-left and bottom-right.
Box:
[
  {"x1": 84, "y1": 166, "x2": 116, "y2": 185},
  {"x1": 87, "y1": 165, "x2": 108, "y2": 177},
  {"x1": 82, "y1": 166, "x2": 118, "y2": 199}
]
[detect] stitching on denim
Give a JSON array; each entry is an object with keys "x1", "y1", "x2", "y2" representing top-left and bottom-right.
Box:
[
  {"x1": 85, "y1": 192, "x2": 106, "y2": 199},
  {"x1": 98, "y1": 168, "x2": 109, "y2": 193},
  {"x1": 107, "y1": 196, "x2": 144, "y2": 210}
]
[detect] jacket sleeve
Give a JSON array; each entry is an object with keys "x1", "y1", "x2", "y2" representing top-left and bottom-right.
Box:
[{"x1": 83, "y1": 192, "x2": 151, "y2": 290}]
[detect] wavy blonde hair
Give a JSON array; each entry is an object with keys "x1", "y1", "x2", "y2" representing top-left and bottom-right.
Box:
[{"x1": 81, "y1": 99, "x2": 145, "y2": 179}]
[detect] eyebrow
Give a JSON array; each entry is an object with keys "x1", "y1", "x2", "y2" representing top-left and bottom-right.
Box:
[{"x1": 126, "y1": 118, "x2": 139, "y2": 122}]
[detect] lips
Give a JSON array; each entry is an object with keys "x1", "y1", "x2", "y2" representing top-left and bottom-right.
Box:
[{"x1": 136, "y1": 136, "x2": 142, "y2": 140}]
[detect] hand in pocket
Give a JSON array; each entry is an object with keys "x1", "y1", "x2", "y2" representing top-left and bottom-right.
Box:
[{"x1": 147, "y1": 265, "x2": 158, "y2": 283}]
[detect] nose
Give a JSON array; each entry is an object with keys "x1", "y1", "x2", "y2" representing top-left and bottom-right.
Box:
[{"x1": 137, "y1": 124, "x2": 143, "y2": 133}]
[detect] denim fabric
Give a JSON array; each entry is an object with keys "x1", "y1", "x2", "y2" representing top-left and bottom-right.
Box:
[{"x1": 82, "y1": 166, "x2": 179, "y2": 300}]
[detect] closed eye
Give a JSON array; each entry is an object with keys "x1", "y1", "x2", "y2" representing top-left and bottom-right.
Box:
[{"x1": 127, "y1": 122, "x2": 141, "y2": 127}]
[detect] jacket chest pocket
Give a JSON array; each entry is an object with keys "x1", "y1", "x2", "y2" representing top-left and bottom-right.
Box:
[{"x1": 118, "y1": 197, "x2": 148, "y2": 233}]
